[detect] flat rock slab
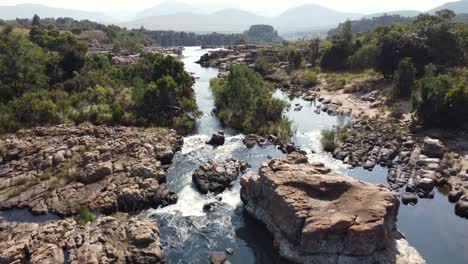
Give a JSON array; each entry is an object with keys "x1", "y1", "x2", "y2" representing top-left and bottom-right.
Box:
[
  {"x1": 241, "y1": 153, "x2": 426, "y2": 264},
  {"x1": 0, "y1": 215, "x2": 164, "y2": 264},
  {"x1": 0, "y1": 124, "x2": 182, "y2": 216}
]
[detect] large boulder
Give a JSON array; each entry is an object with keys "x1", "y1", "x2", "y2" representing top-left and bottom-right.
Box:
[
  {"x1": 240, "y1": 154, "x2": 426, "y2": 264},
  {"x1": 207, "y1": 132, "x2": 225, "y2": 147},
  {"x1": 422, "y1": 137, "x2": 445, "y2": 158},
  {"x1": 193, "y1": 159, "x2": 249, "y2": 194}
]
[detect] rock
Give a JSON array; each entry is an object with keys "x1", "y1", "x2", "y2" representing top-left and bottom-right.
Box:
[
  {"x1": 211, "y1": 252, "x2": 227, "y2": 264},
  {"x1": 207, "y1": 133, "x2": 225, "y2": 147},
  {"x1": 402, "y1": 192, "x2": 418, "y2": 205},
  {"x1": 455, "y1": 197, "x2": 468, "y2": 218},
  {"x1": 225, "y1": 248, "x2": 234, "y2": 255},
  {"x1": 79, "y1": 161, "x2": 113, "y2": 184},
  {"x1": 240, "y1": 154, "x2": 425, "y2": 264},
  {"x1": 0, "y1": 215, "x2": 165, "y2": 264},
  {"x1": 422, "y1": 137, "x2": 445, "y2": 158},
  {"x1": 192, "y1": 159, "x2": 248, "y2": 194},
  {"x1": 203, "y1": 201, "x2": 228, "y2": 212},
  {"x1": 449, "y1": 190, "x2": 464, "y2": 203},
  {"x1": 0, "y1": 124, "x2": 182, "y2": 216}
]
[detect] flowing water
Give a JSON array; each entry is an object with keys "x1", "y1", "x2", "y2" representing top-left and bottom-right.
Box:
[{"x1": 147, "y1": 47, "x2": 468, "y2": 264}]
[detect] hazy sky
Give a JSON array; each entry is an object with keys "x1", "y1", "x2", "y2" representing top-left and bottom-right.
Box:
[{"x1": 0, "y1": 0, "x2": 454, "y2": 14}]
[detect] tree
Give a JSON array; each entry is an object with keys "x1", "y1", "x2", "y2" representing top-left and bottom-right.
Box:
[
  {"x1": 287, "y1": 49, "x2": 303, "y2": 69},
  {"x1": 435, "y1": 9, "x2": 456, "y2": 20},
  {"x1": 320, "y1": 40, "x2": 351, "y2": 71},
  {"x1": 32, "y1": 14, "x2": 41, "y2": 26},
  {"x1": 395, "y1": 58, "x2": 416, "y2": 98},
  {"x1": 0, "y1": 31, "x2": 48, "y2": 101}
]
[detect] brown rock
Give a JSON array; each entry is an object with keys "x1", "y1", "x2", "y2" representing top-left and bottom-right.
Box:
[{"x1": 240, "y1": 154, "x2": 425, "y2": 264}]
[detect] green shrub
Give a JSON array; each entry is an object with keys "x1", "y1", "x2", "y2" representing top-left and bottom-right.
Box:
[
  {"x1": 321, "y1": 129, "x2": 336, "y2": 152},
  {"x1": 254, "y1": 56, "x2": 274, "y2": 75},
  {"x1": 395, "y1": 58, "x2": 416, "y2": 98},
  {"x1": 292, "y1": 69, "x2": 318, "y2": 87},
  {"x1": 412, "y1": 65, "x2": 468, "y2": 127},
  {"x1": 0, "y1": 144, "x2": 5, "y2": 158},
  {"x1": 74, "y1": 205, "x2": 96, "y2": 225},
  {"x1": 211, "y1": 64, "x2": 291, "y2": 139},
  {"x1": 348, "y1": 44, "x2": 378, "y2": 71}
]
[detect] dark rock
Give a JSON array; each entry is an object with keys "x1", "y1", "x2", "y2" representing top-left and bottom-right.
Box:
[
  {"x1": 192, "y1": 159, "x2": 247, "y2": 194},
  {"x1": 207, "y1": 133, "x2": 225, "y2": 147},
  {"x1": 422, "y1": 137, "x2": 445, "y2": 158},
  {"x1": 449, "y1": 190, "x2": 464, "y2": 203},
  {"x1": 455, "y1": 197, "x2": 468, "y2": 218},
  {"x1": 402, "y1": 192, "x2": 418, "y2": 205}
]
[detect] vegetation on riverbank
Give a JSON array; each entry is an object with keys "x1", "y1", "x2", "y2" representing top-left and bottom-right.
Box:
[
  {"x1": 210, "y1": 64, "x2": 291, "y2": 139},
  {"x1": 0, "y1": 18, "x2": 198, "y2": 134}
]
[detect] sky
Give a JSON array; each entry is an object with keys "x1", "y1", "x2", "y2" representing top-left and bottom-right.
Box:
[{"x1": 0, "y1": 0, "x2": 456, "y2": 14}]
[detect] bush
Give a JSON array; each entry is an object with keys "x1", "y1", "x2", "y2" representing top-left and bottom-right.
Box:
[
  {"x1": 211, "y1": 64, "x2": 291, "y2": 139},
  {"x1": 254, "y1": 56, "x2": 274, "y2": 75},
  {"x1": 320, "y1": 40, "x2": 352, "y2": 71},
  {"x1": 348, "y1": 44, "x2": 378, "y2": 71},
  {"x1": 288, "y1": 49, "x2": 304, "y2": 69},
  {"x1": 395, "y1": 58, "x2": 416, "y2": 98},
  {"x1": 412, "y1": 65, "x2": 468, "y2": 127},
  {"x1": 11, "y1": 91, "x2": 59, "y2": 126},
  {"x1": 74, "y1": 205, "x2": 96, "y2": 225},
  {"x1": 0, "y1": 144, "x2": 6, "y2": 158},
  {"x1": 292, "y1": 69, "x2": 318, "y2": 87},
  {"x1": 321, "y1": 128, "x2": 336, "y2": 152}
]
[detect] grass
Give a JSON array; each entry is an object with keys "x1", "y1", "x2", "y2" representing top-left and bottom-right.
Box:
[
  {"x1": 0, "y1": 144, "x2": 5, "y2": 158},
  {"x1": 321, "y1": 128, "x2": 336, "y2": 152},
  {"x1": 75, "y1": 205, "x2": 97, "y2": 225}
]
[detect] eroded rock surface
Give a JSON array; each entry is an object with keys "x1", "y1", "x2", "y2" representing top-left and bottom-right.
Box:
[
  {"x1": 0, "y1": 124, "x2": 182, "y2": 216},
  {"x1": 240, "y1": 154, "x2": 426, "y2": 264},
  {"x1": 0, "y1": 215, "x2": 164, "y2": 264},
  {"x1": 193, "y1": 159, "x2": 250, "y2": 194}
]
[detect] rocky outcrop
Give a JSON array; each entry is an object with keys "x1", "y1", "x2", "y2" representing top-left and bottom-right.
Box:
[
  {"x1": 0, "y1": 214, "x2": 164, "y2": 264},
  {"x1": 240, "y1": 154, "x2": 426, "y2": 264},
  {"x1": 207, "y1": 132, "x2": 225, "y2": 147},
  {"x1": 192, "y1": 159, "x2": 249, "y2": 194},
  {"x1": 0, "y1": 124, "x2": 182, "y2": 216}
]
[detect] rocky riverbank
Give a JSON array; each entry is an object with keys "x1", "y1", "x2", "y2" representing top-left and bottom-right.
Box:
[
  {"x1": 240, "y1": 153, "x2": 426, "y2": 264},
  {"x1": 0, "y1": 124, "x2": 183, "y2": 216},
  {"x1": 0, "y1": 124, "x2": 187, "y2": 263},
  {"x1": 0, "y1": 214, "x2": 164, "y2": 263}
]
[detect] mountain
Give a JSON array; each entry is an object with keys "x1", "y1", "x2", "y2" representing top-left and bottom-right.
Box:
[
  {"x1": 273, "y1": 4, "x2": 361, "y2": 32},
  {"x1": 124, "y1": 9, "x2": 267, "y2": 33},
  {"x1": 0, "y1": 4, "x2": 111, "y2": 22},
  {"x1": 124, "y1": 4, "x2": 361, "y2": 34},
  {"x1": 429, "y1": 0, "x2": 468, "y2": 14},
  {"x1": 363, "y1": 10, "x2": 422, "y2": 18},
  {"x1": 136, "y1": 1, "x2": 200, "y2": 17}
]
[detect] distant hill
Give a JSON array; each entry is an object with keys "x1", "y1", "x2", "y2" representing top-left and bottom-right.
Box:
[
  {"x1": 329, "y1": 15, "x2": 414, "y2": 36},
  {"x1": 273, "y1": 4, "x2": 361, "y2": 32},
  {"x1": 363, "y1": 10, "x2": 422, "y2": 18},
  {"x1": 124, "y1": 4, "x2": 361, "y2": 34},
  {"x1": 0, "y1": 4, "x2": 111, "y2": 22},
  {"x1": 136, "y1": 1, "x2": 201, "y2": 17},
  {"x1": 429, "y1": 0, "x2": 468, "y2": 14},
  {"x1": 124, "y1": 9, "x2": 266, "y2": 33}
]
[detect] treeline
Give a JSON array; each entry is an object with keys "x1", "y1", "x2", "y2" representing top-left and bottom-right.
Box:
[
  {"x1": 1, "y1": 15, "x2": 151, "y2": 52},
  {"x1": 0, "y1": 25, "x2": 198, "y2": 134},
  {"x1": 142, "y1": 24, "x2": 283, "y2": 47},
  {"x1": 141, "y1": 30, "x2": 244, "y2": 47},
  {"x1": 329, "y1": 12, "x2": 468, "y2": 36},
  {"x1": 328, "y1": 15, "x2": 414, "y2": 36},
  {"x1": 319, "y1": 9, "x2": 468, "y2": 127}
]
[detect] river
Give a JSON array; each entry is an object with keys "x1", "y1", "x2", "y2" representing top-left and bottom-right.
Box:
[{"x1": 146, "y1": 47, "x2": 468, "y2": 264}]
